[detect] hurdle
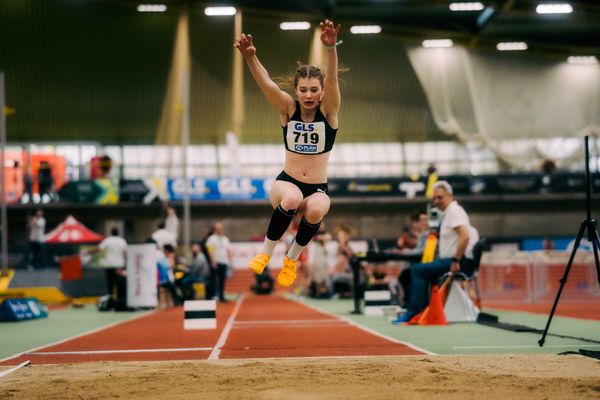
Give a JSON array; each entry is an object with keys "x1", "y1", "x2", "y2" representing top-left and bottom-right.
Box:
[
  {"x1": 364, "y1": 290, "x2": 391, "y2": 316},
  {"x1": 183, "y1": 300, "x2": 217, "y2": 330}
]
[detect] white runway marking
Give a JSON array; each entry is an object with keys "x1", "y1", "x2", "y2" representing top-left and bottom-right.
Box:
[
  {"x1": 291, "y1": 295, "x2": 437, "y2": 356},
  {"x1": 208, "y1": 295, "x2": 244, "y2": 360},
  {"x1": 0, "y1": 309, "x2": 154, "y2": 364},
  {"x1": 0, "y1": 360, "x2": 30, "y2": 379},
  {"x1": 26, "y1": 347, "x2": 213, "y2": 355},
  {"x1": 234, "y1": 319, "x2": 345, "y2": 326}
]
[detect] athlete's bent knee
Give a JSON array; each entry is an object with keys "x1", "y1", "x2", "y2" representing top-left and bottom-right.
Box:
[
  {"x1": 280, "y1": 193, "x2": 303, "y2": 211},
  {"x1": 303, "y1": 206, "x2": 328, "y2": 223}
]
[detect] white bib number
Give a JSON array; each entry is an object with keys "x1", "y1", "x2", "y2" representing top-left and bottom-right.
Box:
[{"x1": 286, "y1": 121, "x2": 326, "y2": 154}]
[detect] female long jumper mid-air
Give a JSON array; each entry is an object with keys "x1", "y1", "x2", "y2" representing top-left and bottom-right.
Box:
[{"x1": 235, "y1": 19, "x2": 342, "y2": 287}]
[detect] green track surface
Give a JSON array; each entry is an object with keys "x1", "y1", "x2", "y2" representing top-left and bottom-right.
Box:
[
  {"x1": 299, "y1": 297, "x2": 600, "y2": 355},
  {"x1": 2, "y1": 298, "x2": 599, "y2": 361},
  {"x1": 0, "y1": 305, "x2": 148, "y2": 360}
]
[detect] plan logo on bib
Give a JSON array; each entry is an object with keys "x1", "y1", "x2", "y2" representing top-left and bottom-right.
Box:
[{"x1": 295, "y1": 144, "x2": 318, "y2": 153}]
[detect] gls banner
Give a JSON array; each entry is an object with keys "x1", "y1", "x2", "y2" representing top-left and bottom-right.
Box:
[
  {"x1": 167, "y1": 178, "x2": 211, "y2": 200},
  {"x1": 167, "y1": 177, "x2": 274, "y2": 201}
]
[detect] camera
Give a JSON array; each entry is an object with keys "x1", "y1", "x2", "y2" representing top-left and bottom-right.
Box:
[{"x1": 427, "y1": 205, "x2": 441, "y2": 230}]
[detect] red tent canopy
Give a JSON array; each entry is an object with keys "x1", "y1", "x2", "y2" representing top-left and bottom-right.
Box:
[{"x1": 45, "y1": 215, "x2": 104, "y2": 244}]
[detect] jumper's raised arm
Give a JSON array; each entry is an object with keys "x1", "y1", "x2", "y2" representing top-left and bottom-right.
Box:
[
  {"x1": 320, "y1": 19, "x2": 341, "y2": 125},
  {"x1": 234, "y1": 33, "x2": 294, "y2": 119}
]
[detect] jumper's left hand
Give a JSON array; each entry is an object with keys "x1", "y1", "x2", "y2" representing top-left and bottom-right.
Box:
[{"x1": 320, "y1": 19, "x2": 341, "y2": 47}]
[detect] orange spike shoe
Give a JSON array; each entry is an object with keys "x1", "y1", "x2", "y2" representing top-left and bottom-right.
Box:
[
  {"x1": 277, "y1": 256, "x2": 297, "y2": 287},
  {"x1": 248, "y1": 253, "x2": 270, "y2": 275}
]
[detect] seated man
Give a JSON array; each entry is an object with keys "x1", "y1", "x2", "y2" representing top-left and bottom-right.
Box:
[
  {"x1": 161, "y1": 244, "x2": 184, "y2": 306},
  {"x1": 252, "y1": 266, "x2": 275, "y2": 295},
  {"x1": 306, "y1": 228, "x2": 333, "y2": 298},
  {"x1": 177, "y1": 243, "x2": 211, "y2": 300},
  {"x1": 366, "y1": 263, "x2": 390, "y2": 291},
  {"x1": 394, "y1": 181, "x2": 476, "y2": 323},
  {"x1": 395, "y1": 211, "x2": 429, "y2": 305},
  {"x1": 395, "y1": 212, "x2": 423, "y2": 251},
  {"x1": 330, "y1": 225, "x2": 355, "y2": 298},
  {"x1": 365, "y1": 262, "x2": 406, "y2": 305}
]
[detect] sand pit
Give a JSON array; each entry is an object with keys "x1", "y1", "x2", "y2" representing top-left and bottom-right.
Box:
[{"x1": 1, "y1": 354, "x2": 599, "y2": 399}]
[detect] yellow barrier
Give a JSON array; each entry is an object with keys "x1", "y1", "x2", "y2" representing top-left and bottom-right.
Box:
[
  {"x1": 0, "y1": 269, "x2": 15, "y2": 291},
  {"x1": 193, "y1": 283, "x2": 206, "y2": 299},
  {"x1": 421, "y1": 234, "x2": 438, "y2": 263},
  {"x1": 0, "y1": 287, "x2": 70, "y2": 304}
]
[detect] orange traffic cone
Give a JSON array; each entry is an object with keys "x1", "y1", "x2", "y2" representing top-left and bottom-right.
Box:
[
  {"x1": 437, "y1": 279, "x2": 450, "y2": 303},
  {"x1": 407, "y1": 310, "x2": 423, "y2": 325},
  {"x1": 417, "y1": 285, "x2": 448, "y2": 325},
  {"x1": 406, "y1": 279, "x2": 450, "y2": 325}
]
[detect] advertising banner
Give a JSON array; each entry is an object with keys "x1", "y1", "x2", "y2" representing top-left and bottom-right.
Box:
[
  {"x1": 167, "y1": 177, "x2": 274, "y2": 201},
  {"x1": 58, "y1": 181, "x2": 103, "y2": 203},
  {"x1": 55, "y1": 172, "x2": 600, "y2": 204},
  {"x1": 95, "y1": 178, "x2": 119, "y2": 204},
  {"x1": 126, "y1": 244, "x2": 158, "y2": 308},
  {"x1": 0, "y1": 298, "x2": 48, "y2": 322},
  {"x1": 328, "y1": 177, "x2": 427, "y2": 198}
]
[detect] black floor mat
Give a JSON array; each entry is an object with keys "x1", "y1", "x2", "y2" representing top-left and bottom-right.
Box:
[
  {"x1": 579, "y1": 349, "x2": 600, "y2": 360},
  {"x1": 558, "y1": 349, "x2": 600, "y2": 360},
  {"x1": 478, "y1": 320, "x2": 541, "y2": 333},
  {"x1": 477, "y1": 313, "x2": 600, "y2": 345}
]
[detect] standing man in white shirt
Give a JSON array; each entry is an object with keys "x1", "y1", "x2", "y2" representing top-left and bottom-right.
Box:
[
  {"x1": 165, "y1": 206, "x2": 179, "y2": 244},
  {"x1": 27, "y1": 209, "x2": 46, "y2": 270},
  {"x1": 394, "y1": 181, "x2": 476, "y2": 323},
  {"x1": 98, "y1": 228, "x2": 128, "y2": 298},
  {"x1": 151, "y1": 222, "x2": 176, "y2": 251},
  {"x1": 206, "y1": 222, "x2": 233, "y2": 303}
]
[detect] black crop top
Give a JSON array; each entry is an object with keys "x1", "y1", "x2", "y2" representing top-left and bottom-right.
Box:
[{"x1": 282, "y1": 101, "x2": 338, "y2": 155}]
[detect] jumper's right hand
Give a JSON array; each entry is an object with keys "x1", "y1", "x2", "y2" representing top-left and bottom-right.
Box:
[
  {"x1": 320, "y1": 19, "x2": 341, "y2": 47},
  {"x1": 234, "y1": 33, "x2": 256, "y2": 57}
]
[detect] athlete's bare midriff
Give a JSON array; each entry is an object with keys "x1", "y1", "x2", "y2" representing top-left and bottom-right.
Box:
[{"x1": 284, "y1": 151, "x2": 330, "y2": 183}]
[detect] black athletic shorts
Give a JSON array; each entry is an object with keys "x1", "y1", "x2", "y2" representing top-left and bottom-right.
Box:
[{"x1": 275, "y1": 170, "x2": 328, "y2": 198}]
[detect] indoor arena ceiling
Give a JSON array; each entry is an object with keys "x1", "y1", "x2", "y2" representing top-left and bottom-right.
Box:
[{"x1": 108, "y1": 0, "x2": 600, "y2": 56}]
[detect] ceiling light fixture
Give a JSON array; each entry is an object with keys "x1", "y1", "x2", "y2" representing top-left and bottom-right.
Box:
[
  {"x1": 449, "y1": 2, "x2": 485, "y2": 12},
  {"x1": 496, "y1": 42, "x2": 528, "y2": 51},
  {"x1": 536, "y1": 3, "x2": 573, "y2": 14},
  {"x1": 422, "y1": 39, "x2": 454, "y2": 48},
  {"x1": 567, "y1": 56, "x2": 598, "y2": 65},
  {"x1": 137, "y1": 4, "x2": 167, "y2": 12},
  {"x1": 280, "y1": 22, "x2": 311, "y2": 31},
  {"x1": 350, "y1": 25, "x2": 382, "y2": 34},
  {"x1": 204, "y1": 6, "x2": 237, "y2": 16}
]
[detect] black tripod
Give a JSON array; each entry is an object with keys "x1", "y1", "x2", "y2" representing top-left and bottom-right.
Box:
[{"x1": 539, "y1": 136, "x2": 600, "y2": 347}]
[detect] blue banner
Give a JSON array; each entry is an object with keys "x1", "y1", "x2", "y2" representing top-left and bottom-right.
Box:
[
  {"x1": 0, "y1": 298, "x2": 48, "y2": 322},
  {"x1": 167, "y1": 177, "x2": 274, "y2": 201}
]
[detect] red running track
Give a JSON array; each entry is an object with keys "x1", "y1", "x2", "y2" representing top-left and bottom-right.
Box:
[{"x1": 1, "y1": 294, "x2": 424, "y2": 366}]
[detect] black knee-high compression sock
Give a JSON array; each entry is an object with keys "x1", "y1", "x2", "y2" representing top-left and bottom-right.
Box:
[
  {"x1": 295, "y1": 217, "x2": 321, "y2": 246},
  {"x1": 266, "y1": 205, "x2": 296, "y2": 241}
]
